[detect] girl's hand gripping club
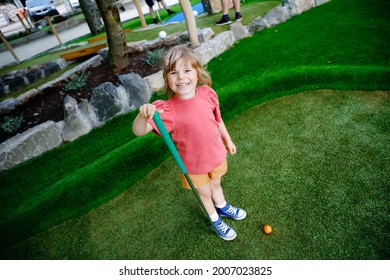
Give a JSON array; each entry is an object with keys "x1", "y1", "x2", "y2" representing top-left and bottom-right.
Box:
[{"x1": 152, "y1": 112, "x2": 187, "y2": 174}]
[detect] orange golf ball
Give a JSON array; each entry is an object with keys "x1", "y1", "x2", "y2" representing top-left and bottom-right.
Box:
[{"x1": 264, "y1": 224, "x2": 272, "y2": 234}]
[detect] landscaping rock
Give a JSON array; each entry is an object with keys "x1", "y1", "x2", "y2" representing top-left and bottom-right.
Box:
[
  {"x1": 0, "y1": 121, "x2": 63, "y2": 171},
  {"x1": 143, "y1": 38, "x2": 164, "y2": 50},
  {"x1": 180, "y1": 28, "x2": 215, "y2": 44},
  {"x1": 89, "y1": 82, "x2": 124, "y2": 122},
  {"x1": 61, "y1": 95, "x2": 93, "y2": 142},
  {"x1": 127, "y1": 40, "x2": 147, "y2": 53},
  {"x1": 55, "y1": 58, "x2": 69, "y2": 70},
  {"x1": 296, "y1": 0, "x2": 316, "y2": 12},
  {"x1": 79, "y1": 99, "x2": 100, "y2": 128},
  {"x1": 25, "y1": 68, "x2": 45, "y2": 84},
  {"x1": 194, "y1": 31, "x2": 236, "y2": 65},
  {"x1": 144, "y1": 70, "x2": 164, "y2": 93},
  {"x1": 248, "y1": 16, "x2": 269, "y2": 33},
  {"x1": 315, "y1": 0, "x2": 331, "y2": 5},
  {"x1": 5, "y1": 76, "x2": 27, "y2": 93},
  {"x1": 162, "y1": 32, "x2": 181, "y2": 45},
  {"x1": 198, "y1": 27, "x2": 214, "y2": 43},
  {"x1": 42, "y1": 62, "x2": 61, "y2": 77},
  {"x1": 282, "y1": 0, "x2": 304, "y2": 16},
  {"x1": 230, "y1": 21, "x2": 251, "y2": 40},
  {"x1": 0, "y1": 59, "x2": 69, "y2": 98},
  {"x1": 264, "y1": 4, "x2": 291, "y2": 27},
  {"x1": 282, "y1": 0, "x2": 314, "y2": 16},
  {"x1": 118, "y1": 72, "x2": 152, "y2": 109},
  {"x1": 0, "y1": 98, "x2": 20, "y2": 115}
]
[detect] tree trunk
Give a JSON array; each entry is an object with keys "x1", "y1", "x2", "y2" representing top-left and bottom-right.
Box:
[
  {"x1": 95, "y1": 0, "x2": 129, "y2": 72},
  {"x1": 180, "y1": 0, "x2": 199, "y2": 47},
  {"x1": 79, "y1": 0, "x2": 104, "y2": 35}
]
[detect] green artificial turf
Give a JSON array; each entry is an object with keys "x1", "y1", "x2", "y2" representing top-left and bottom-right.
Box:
[
  {"x1": 0, "y1": 0, "x2": 389, "y2": 258},
  {"x1": 1, "y1": 89, "x2": 389, "y2": 259}
]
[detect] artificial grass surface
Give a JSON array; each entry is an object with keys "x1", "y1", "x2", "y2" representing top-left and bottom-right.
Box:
[
  {"x1": 1, "y1": 90, "x2": 389, "y2": 259},
  {"x1": 0, "y1": 0, "x2": 390, "y2": 258},
  {"x1": 207, "y1": 0, "x2": 390, "y2": 89}
]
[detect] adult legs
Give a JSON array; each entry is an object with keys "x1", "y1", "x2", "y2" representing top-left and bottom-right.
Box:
[
  {"x1": 221, "y1": 0, "x2": 241, "y2": 13},
  {"x1": 148, "y1": 6, "x2": 156, "y2": 19},
  {"x1": 216, "y1": 0, "x2": 242, "y2": 25}
]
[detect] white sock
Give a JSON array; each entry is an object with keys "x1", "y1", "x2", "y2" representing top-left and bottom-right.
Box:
[
  {"x1": 215, "y1": 201, "x2": 227, "y2": 209},
  {"x1": 210, "y1": 211, "x2": 219, "y2": 222}
]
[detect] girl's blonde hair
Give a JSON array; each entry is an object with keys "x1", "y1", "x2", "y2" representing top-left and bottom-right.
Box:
[{"x1": 162, "y1": 45, "x2": 212, "y2": 95}]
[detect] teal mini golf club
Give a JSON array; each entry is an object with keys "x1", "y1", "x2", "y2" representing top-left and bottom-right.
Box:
[{"x1": 153, "y1": 112, "x2": 217, "y2": 232}]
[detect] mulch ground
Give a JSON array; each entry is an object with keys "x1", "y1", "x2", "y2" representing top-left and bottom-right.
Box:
[{"x1": 0, "y1": 49, "x2": 165, "y2": 144}]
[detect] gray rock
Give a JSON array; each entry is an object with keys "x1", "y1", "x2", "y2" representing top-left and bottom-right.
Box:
[
  {"x1": 264, "y1": 5, "x2": 291, "y2": 27},
  {"x1": 89, "y1": 82, "x2": 124, "y2": 122},
  {"x1": 162, "y1": 32, "x2": 181, "y2": 45},
  {"x1": 79, "y1": 98, "x2": 100, "y2": 128},
  {"x1": 118, "y1": 72, "x2": 152, "y2": 109},
  {"x1": 194, "y1": 31, "x2": 236, "y2": 65},
  {"x1": 248, "y1": 16, "x2": 269, "y2": 33},
  {"x1": 127, "y1": 40, "x2": 147, "y2": 53},
  {"x1": 25, "y1": 68, "x2": 45, "y2": 83},
  {"x1": 282, "y1": 0, "x2": 314, "y2": 16},
  {"x1": 0, "y1": 98, "x2": 20, "y2": 115},
  {"x1": 3, "y1": 76, "x2": 27, "y2": 93},
  {"x1": 180, "y1": 28, "x2": 215, "y2": 44},
  {"x1": 143, "y1": 38, "x2": 163, "y2": 50},
  {"x1": 230, "y1": 21, "x2": 251, "y2": 40},
  {"x1": 55, "y1": 58, "x2": 69, "y2": 70},
  {"x1": 144, "y1": 70, "x2": 164, "y2": 93},
  {"x1": 0, "y1": 121, "x2": 63, "y2": 171},
  {"x1": 61, "y1": 95, "x2": 92, "y2": 142},
  {"x1": 198, "y1": 27, "x2": 215, "y2": 43},
  {"x1": 315, "y1": 0, "x2": 330, "y2": 6},
  {"x1": 43, "y1": 62, "x2": 61, "y2": 76}
]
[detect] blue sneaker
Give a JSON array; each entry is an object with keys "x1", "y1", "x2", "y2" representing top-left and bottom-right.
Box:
[
  {"x1": 211, "y1": 217, "x2": 237, "y2": 241},
  {"x1": 216, "y1": 203, "x2": 247, "y2": 220}
]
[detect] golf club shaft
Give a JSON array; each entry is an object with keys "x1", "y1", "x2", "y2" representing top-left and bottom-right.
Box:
[{"x1": 152, "y1": 112, "x2": 216, "y2": 229}]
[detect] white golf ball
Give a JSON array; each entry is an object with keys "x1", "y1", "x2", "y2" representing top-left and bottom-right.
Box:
[
  {"x1": 193, "y1": 10, "x2": 198, "y2": 17},
  {"x1": 159, "y1": 31, "x2": 167, "y2": 39}
]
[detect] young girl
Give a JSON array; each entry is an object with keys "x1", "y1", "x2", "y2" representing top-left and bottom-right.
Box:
[{"x1": 132, "y1": 45, "x2": 246, "y2": 241}]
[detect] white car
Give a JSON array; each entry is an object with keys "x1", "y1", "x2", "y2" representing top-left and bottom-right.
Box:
[
  {"x1": 25, "y1": 0, "x2": 60, "y2": 22},
  {"x1": 67, "y1": 0, "x2": 80, "y2": 10}
]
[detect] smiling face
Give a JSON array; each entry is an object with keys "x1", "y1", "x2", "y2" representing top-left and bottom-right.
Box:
[
  {"x1": 162, "y1": 46, "x2": 211, "y2": 96},
  {"x1": 167, "y1": 58, "x2": 198, "y2": 99}
]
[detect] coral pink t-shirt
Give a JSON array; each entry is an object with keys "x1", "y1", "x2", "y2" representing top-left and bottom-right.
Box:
[{"x1": 148, "y1": 85, "x2": 227, "y2": 174}]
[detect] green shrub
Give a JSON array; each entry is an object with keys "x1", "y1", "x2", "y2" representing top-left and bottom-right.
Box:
[
  {"x1": 1, "y1": 115, "x2": 24, "y2": 133},
  {"x1": 143, "y1": 49, "x2": 164, "y2": 67},
  {"x1": 63, "y1": 71, "x2": 91, "y2": 92}
]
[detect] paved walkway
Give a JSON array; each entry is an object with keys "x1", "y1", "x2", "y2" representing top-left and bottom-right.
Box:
[{"x1": 0, "y1": 0, "x2": 179, "y2": 68}]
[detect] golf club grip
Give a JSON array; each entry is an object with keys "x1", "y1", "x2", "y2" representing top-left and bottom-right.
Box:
[{"x1": 153, "y1": 112, "x2": 187, "y2": 174}]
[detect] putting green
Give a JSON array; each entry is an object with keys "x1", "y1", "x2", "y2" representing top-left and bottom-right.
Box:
[{"x1": 2, "y1": 90, "x2": 389, "y2": 260}]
